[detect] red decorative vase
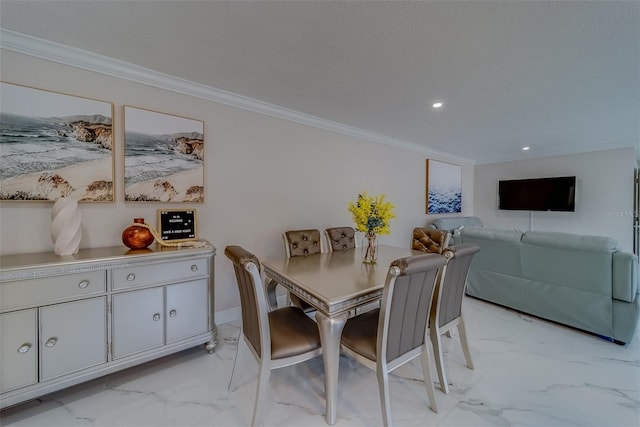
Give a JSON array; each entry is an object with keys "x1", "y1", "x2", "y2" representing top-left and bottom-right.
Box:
[{"x1": 122, "y1": 218, "x2": 154, "y2": 249}]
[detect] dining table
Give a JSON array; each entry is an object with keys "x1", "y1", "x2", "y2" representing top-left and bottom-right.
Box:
[{"x1": 262, "y1": 244, "x2": 420, "y2": 425}]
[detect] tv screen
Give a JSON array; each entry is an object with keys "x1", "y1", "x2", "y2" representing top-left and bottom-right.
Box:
[{"x1": 498, "y1": 176, "x2": 576, "y2": 212}]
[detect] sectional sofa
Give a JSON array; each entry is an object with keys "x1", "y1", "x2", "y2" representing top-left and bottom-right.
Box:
[{"x1": 458, "y1": 226, "x2": 639, "y2": 344}]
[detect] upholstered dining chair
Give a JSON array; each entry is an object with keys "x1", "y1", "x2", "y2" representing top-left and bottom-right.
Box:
[
  {"x1": 267, "y1": 229, "x2": 324, "y2": 311},
  {"x1": 225, "y1": 245, "x2": 323, "y2": 427},
  {"x1": 283, "y1": 228, "x2": 325, "y2": 257},
  {"x1": 325, "y1": 226, "x2": 357, "y2": 252},
  {"x1": 429, "y1": 243, "x2": 480, "y2": 394},
  {"x1": 412, "y1": 227, "x2": 451, "y2": 254},
  {"x1": 340, "y1": 252, "x2": 448, "y2": 426}
]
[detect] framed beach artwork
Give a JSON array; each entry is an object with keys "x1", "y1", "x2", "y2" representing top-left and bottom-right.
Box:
[
  {"x1": 0, "y1": 82, "x2": 114, "y2": 201},
  {"x1": 426, "y1": 159, "x2": 462, "y2": 214},
  {"x1": 124, "y1": 106, "x2": 204, "y2": 202}
]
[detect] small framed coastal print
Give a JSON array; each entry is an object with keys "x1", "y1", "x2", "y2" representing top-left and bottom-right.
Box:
[
  {"x1": 124, "y1": 106, "x2": 204, "y2": 202},
  {"x1": 0, "y1": 82, "x2": 114, "y2": 201},
  {"x1": 426, "y1": 159, "x2": 462, "y2": 214}
]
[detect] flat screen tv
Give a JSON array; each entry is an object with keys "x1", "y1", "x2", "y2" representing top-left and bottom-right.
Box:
[{"x1": 498, "y1": 176, "x2": 576, "y2": 212}]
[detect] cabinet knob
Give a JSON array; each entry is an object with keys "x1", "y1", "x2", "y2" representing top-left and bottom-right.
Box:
[
  {"x1": 190, "y1": 264, "x2": 198, "y2": 272},
  {"x1": 17, "y1": 343, "x2": 32, "y2": 354},
  {"x1": 169, "y1": 309, "x2": 177, "y2": 318},
  {"x1": 45, "y1": 337, "x2": 58, "y2": 348},
  {"x1": 153, "y1": 313, "x2": 161, "y2": 321},
  {"x1": 127, "y1": 273, "x2": 136, "y2": 281},
  {"x1": 78, "y1": 279, "x2": 90, "y2": 289}
]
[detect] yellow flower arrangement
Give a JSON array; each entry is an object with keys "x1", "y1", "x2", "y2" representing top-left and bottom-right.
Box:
[{"x1": 348, "y1": 192, "x2": 396, "y2": 236}]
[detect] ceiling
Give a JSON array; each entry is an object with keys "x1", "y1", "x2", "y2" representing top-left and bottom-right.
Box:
[{"x1": 1, "y1": 1, "x2": 638, "y2": 164}]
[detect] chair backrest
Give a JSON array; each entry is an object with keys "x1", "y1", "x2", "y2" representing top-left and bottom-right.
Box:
[
  {"x1": 283, "y1": 229, "x2": 323, "y2": 257},
  {"x1": 225, "y1": 245, "x2": 269, "y2": 358},
  {"x1": 325, "y1": 226, "x2": 357, "y2": 252},
  {"x1": 412, "y1": 227, "x2": 451, "y2": 254},
  {"x1": 433, "y1": 243, "x2": 480, "y2": 328},
  {"x1": 378, "y1": 253, "x2": 447, "y2": 362}
]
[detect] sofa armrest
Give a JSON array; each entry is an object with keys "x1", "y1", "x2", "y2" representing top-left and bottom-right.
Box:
[{"x1": 613, "y1": 251, "x2": 638, "y2": 302}]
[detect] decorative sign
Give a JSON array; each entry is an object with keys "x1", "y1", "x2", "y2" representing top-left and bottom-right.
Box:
[{"x1": 157, "y1": 209, "x2": 197, "y2": 242}]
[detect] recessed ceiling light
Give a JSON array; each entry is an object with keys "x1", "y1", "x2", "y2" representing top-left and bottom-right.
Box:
[
  {"x1": 432, "y1": 102, "x2": 443, "y2": 108},
  {"x1": 522, "y1": 146, "x2": 530, "y2": 151}
]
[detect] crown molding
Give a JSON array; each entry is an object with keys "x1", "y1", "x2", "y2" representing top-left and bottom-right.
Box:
[{"x1": 0, "y1": 28, "x2": 473, "y2": 164}]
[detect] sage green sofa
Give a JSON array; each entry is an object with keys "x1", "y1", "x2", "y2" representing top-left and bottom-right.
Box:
[{"x1": 460, "y1": 227, "x2": 639, "y2": 344}]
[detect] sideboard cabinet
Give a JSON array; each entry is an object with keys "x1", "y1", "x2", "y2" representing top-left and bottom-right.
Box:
[{"x1": 0, "y1": 243, "x2": 216, "y2": 409}]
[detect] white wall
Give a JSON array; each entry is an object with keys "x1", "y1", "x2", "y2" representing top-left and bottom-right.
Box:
[
  {"x1": 0, "y1": 50, "x2": 475, "y2": 319},
  {"x1": 474, "y1": 148, "x2": 636, "y2": 252}
]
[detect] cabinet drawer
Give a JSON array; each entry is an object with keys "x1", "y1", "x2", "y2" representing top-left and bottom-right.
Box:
[
  {"x1": 112, "y1": 257, "x2": 208, "y2": 290},
  {"x1": 0, "y1": 271, "x2": 106, "y2": 310}
]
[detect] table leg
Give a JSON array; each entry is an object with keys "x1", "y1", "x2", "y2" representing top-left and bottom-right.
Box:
[{"x1": 316, "y1": 311, "x2": 348, "y2": 425}]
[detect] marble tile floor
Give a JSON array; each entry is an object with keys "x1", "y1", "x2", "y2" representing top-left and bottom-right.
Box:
[{"x1": 1, "y1": 297, "x2": 639, "y2": 427}]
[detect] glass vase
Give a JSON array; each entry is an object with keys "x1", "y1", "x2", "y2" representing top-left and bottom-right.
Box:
[{"x1": 361, "y1": 232, "x2": 378, "y2": 264}]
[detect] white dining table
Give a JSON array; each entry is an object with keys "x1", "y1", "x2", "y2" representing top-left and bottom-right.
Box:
[{"x1": 262, "y1": 244, "x2": 419, "y2": 425}]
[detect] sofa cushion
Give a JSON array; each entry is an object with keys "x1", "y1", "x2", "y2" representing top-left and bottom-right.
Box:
[
  {"x1": 521, "y1": 231, "x2": 620, "y2": 253},
  {"x1": 461, "y1": 227, "x2": 523, "y2": 277},
  {"x1": 520, "y1": 231, "x2": 615, "y2": 297}
]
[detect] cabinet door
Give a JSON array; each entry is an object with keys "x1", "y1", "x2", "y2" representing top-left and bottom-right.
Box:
[
  {"x1": 0, "y1": 309, "x2": 37, "y2": 393},
  {"x1": 166, "y1": 279, "x2": 209, "y2": 344},
  {"x1": 40, "y1": 297, "x2": 107, "y2": 381},
  {"x1": 112, "y1": 287, "x2": 164, "y2": 359}
]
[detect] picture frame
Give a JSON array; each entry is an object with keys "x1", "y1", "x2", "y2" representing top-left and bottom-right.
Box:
[
  {"x1": 426, "y1": 159, "x2": 462, "y2": 214},
  {"x1": 0, "y1": 82, "x2": 114, "y2": 202},
  {"x1": 157, "y1": 209, "x2": 197, "y2": 242},
  {"x1": 124, "y1": 106, "x2": 204, "y2": 203}
]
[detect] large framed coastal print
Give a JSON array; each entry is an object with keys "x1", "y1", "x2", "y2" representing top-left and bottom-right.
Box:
[
  {"x1": 426, "y1": 159, "x2": 462, "y2": 214},
  {"x1": 124, "y1": 106, "x2": 204, "y2": 202},
  {"x1": 0, "y1": 82, "x2": 114, "y2": 201}
]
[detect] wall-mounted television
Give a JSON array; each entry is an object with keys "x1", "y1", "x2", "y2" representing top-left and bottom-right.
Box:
[{"x1": 498, "y1": 176, "x2": 576, "y2": 212}]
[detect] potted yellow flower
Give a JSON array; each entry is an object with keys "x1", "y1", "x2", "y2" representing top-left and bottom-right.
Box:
[{"x1": 348, "y1": 192, "x2": 396, "y2": 263}]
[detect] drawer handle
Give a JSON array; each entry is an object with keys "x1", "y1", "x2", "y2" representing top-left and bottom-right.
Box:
[
  {"x1": 45, "y1": 337, "x2": 58, "y2": 348},
  {"x1": 169, "y1": 309, "x2": 177, "y2": 318},
  {"x1": 190, "y1": 264, "x2": 198, "y2": 272},
  {"x1": 153, "y1": 313, "x2": 161, "y2": 321},
  {"x1": 17, "y1": 343, "x2": 32, "y2": 354},
  {"x1": 127, "y1": 273, "x2": 136, "y2": 281},
  {"x1": 78, "y1": 279, "x2": 90, "y2": 289}
]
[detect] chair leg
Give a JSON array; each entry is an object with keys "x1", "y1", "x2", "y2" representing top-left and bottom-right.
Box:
[
  {"x1": 229, "y1": 333, "x2": 248, "y2": 392},
  {"x1": 430, "y1": 327, "x2": 449, "y2": 394},
  {"x1": 419, "y1": 345, "x2": 438, "y2": 413},
  {"x1": 376, "y1": 368, "x2": 393, "y2": 427},
  {"x1": 457, "y1": 317, "x2": 474, "y2": 370},
  {"x1": 251, "y1": 360, "x2": 271, "y2": 427}
]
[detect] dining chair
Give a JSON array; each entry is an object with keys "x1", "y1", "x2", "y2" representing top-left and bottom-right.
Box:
[
  {"x1": 340, "y1": 252, "x2": 448, "y2": 426},
  {"x1": 429, "y1": 243, "x2": 480, "y2": 394},
  {"x1": 325, "y1": 226, "x2": 357, "y2": 252},
  {"x1": 412, "y1": 227, "x2": 451, "y2": 254},
  {"x1": 267, "y1": 229, "x2": 324, "y2": 312},
  {"x1": 225, "y1": 245, "x2": 323, "y2": 427}
]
